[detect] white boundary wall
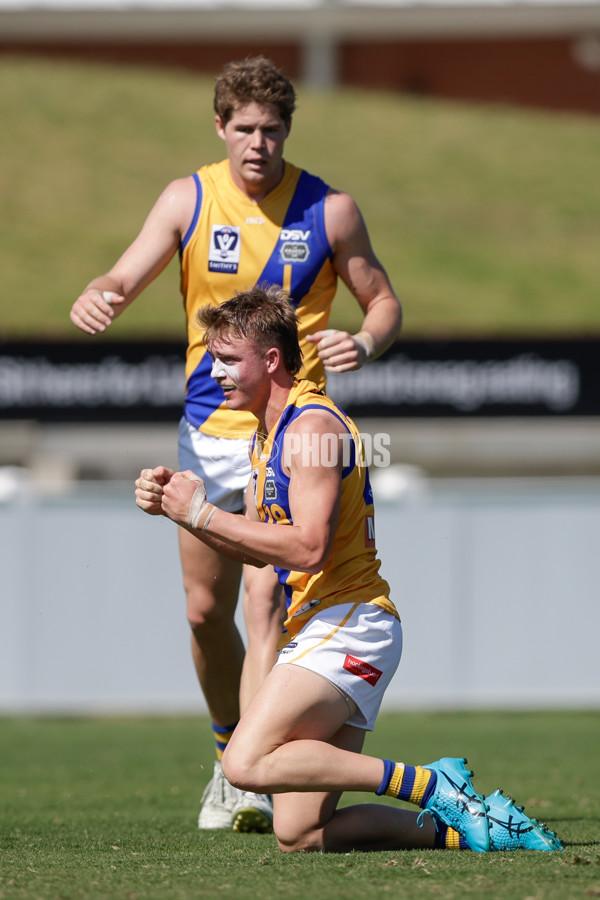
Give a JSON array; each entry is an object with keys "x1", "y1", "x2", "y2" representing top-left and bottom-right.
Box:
[{"x1": 1, "y1": 475, "x2": 599, "y2": 714}]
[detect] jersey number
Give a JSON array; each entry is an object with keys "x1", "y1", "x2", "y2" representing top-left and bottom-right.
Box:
[{"x1": 262, "y1": 503, "x2": 288, "y2": 524}]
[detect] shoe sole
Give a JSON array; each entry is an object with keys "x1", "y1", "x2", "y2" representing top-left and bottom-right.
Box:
[{"x1": 232, "y1": 808, "x2": 273, "y2": 834}]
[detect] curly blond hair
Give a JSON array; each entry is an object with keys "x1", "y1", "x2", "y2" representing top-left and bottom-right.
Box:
[{"x1": 214, "y1": 56, "x2": 296, "y2": 126}]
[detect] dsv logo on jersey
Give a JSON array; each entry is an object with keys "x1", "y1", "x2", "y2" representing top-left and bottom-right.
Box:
[
  {"x1": 209, "y1": 224, "x2": 242, "y2": 273},
  {"x1": 280, "y1": 228, "x2": 310, "y2": 263}
]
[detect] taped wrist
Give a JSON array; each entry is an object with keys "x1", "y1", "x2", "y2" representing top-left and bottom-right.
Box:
[
  {"x1": 195, "y1": 503, "x2": 216, "y2": 532},
  {"x1": 189, "y1": 499, "x2": 216, "y2": 532},
  {"x1": 353, "y1": 331, "x2": 375, "y2": 361},
  {"x1": 188, "y1": 483, "x2": 215, "y2": 531}
]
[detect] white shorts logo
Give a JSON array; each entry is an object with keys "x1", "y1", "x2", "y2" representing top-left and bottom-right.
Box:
[{"x1": 209, "y1": 225, "x2": 241, "y2": 273}]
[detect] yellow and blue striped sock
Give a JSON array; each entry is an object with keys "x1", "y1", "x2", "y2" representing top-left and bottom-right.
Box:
[
  {"x1": 434, "y1": 824, "x2": 469, "y2": 850},
  {"x1": 212, "y1": 721, "x2": 238, "y2": 761},
  {"x1": 377, "y1": 760, "x2": 468, "y2": 850},
  {"x1": 377, "y1": 759, "x2": 437, "y2": 807}
]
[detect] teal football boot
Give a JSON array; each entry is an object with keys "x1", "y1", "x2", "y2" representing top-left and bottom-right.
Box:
[
  {"x1": 422, "y1": 757, "x2": 490, "y2": 852},
  {"x1": 486, "y1": 789, "x2": 563, "y2": 851}
]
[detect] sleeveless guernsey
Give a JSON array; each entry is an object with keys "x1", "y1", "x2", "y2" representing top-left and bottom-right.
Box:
[
  {"x1": 180, "y1": 160, "x2": 337, "y2": 438},
  {"x1": 250, "y1": 379, "x2": 399, "y2": 641}
]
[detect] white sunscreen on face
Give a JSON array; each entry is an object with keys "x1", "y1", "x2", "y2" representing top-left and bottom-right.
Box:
[{"x1": 211, "y1": 358, "x2": 240, "y2": 383}]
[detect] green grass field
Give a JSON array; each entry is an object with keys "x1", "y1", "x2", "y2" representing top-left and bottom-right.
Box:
[
  {"x1": 1, "y1": 712, "x2": 599, "y2": 899},
  {"x1": 1, "y1": 55, "x2": 600, "y2": 339}
]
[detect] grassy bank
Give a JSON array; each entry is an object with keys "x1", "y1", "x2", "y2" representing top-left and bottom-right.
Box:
[{"x1": 1, "y1": 56, "x2": 599, "y2": 340}]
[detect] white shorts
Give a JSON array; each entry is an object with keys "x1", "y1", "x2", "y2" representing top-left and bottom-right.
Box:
[
  {"x1": 178, "y1": 417, "x2": 252, "y2": 513},
  {"x1": 275, "y1": 602, "x2": 403, "y2": 731}
]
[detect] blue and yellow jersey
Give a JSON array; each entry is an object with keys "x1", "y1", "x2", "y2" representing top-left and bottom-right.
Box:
[
  {"x1": 250, "y1": 379, "x2": 398, "y2": 642},
  {"x1": 180, "y1": 160, "x2": 338, "y2": 438}
]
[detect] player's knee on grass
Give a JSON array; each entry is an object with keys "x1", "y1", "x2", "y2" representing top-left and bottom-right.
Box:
[
  {"x1": 273, "y1": 816, "x2": 324, "y2": 853},
  {"x1": 276, "y1": 835, "x2": 323, "y2": 853}
]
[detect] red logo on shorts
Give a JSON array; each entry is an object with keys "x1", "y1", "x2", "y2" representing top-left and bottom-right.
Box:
[{"x1": 343, "y1": 654, "x2": 382, "y2": 687}]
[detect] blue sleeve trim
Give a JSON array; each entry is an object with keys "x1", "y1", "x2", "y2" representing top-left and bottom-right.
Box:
[{"x1": 181, "y1": 172, "x2": 202, "y2": 251}]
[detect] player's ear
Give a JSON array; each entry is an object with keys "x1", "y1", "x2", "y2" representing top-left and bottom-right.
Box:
[
  {"x1": 265, "y1": 347, "x2": 281, "y2": 372},
  {"x1": 215, "y1": 115, "x2": 226, "y2": 140}
]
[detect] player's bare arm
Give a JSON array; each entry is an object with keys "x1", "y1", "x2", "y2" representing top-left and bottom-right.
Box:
[
  {"x1": 307, "y1": 190, "x2": 402, "y2": 373},
  {"x1": 154, "y1": 411, "x2": 343, "y2": 574},
  {"x1": 69, "y1": 176, "x2": 197, "y2": 335}
]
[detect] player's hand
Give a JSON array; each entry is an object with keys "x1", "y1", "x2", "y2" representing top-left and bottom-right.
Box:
[
  {"x1": 306, "y1": 328, "x2": 373, "y2": 373},
  {"x1": 135, "y1": 466, "x2": 174, "y2": 516},
  {"x1": 162, "y1": 471, "x2": 213, "y2": 530},
  {"x1": 70, "y1": 287, "x2": 126, "y2": 335}
]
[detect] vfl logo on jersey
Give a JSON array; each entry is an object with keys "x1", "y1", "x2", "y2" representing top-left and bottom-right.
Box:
[
  {"x1": 343, "y1": 654, "x2": 383, "y2": 687},
  {"x1": 209, "y1": 225, "x2": 241, "y2": 273},
  {"x1": 280, "y1": 228, "x2": 310, "y2": 263},
  {"x1": 265, "y1": 480, "x2": 277, "y2": 500}
]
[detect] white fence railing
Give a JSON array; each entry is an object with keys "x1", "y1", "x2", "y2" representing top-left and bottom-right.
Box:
[{"x1": 2, "y1": 474, "x2": 599, "y2": 713}]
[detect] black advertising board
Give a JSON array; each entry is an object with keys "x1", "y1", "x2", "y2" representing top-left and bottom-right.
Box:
[
  {"x1": 327, "y1": 338, "x2": 599, "y2": 419},
  {"x1": 0, "y1": 341, "x2": 186, "y2": 423},
  {"x1": 0, "y1": 338, "x2": 598, "y2": 422}
]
